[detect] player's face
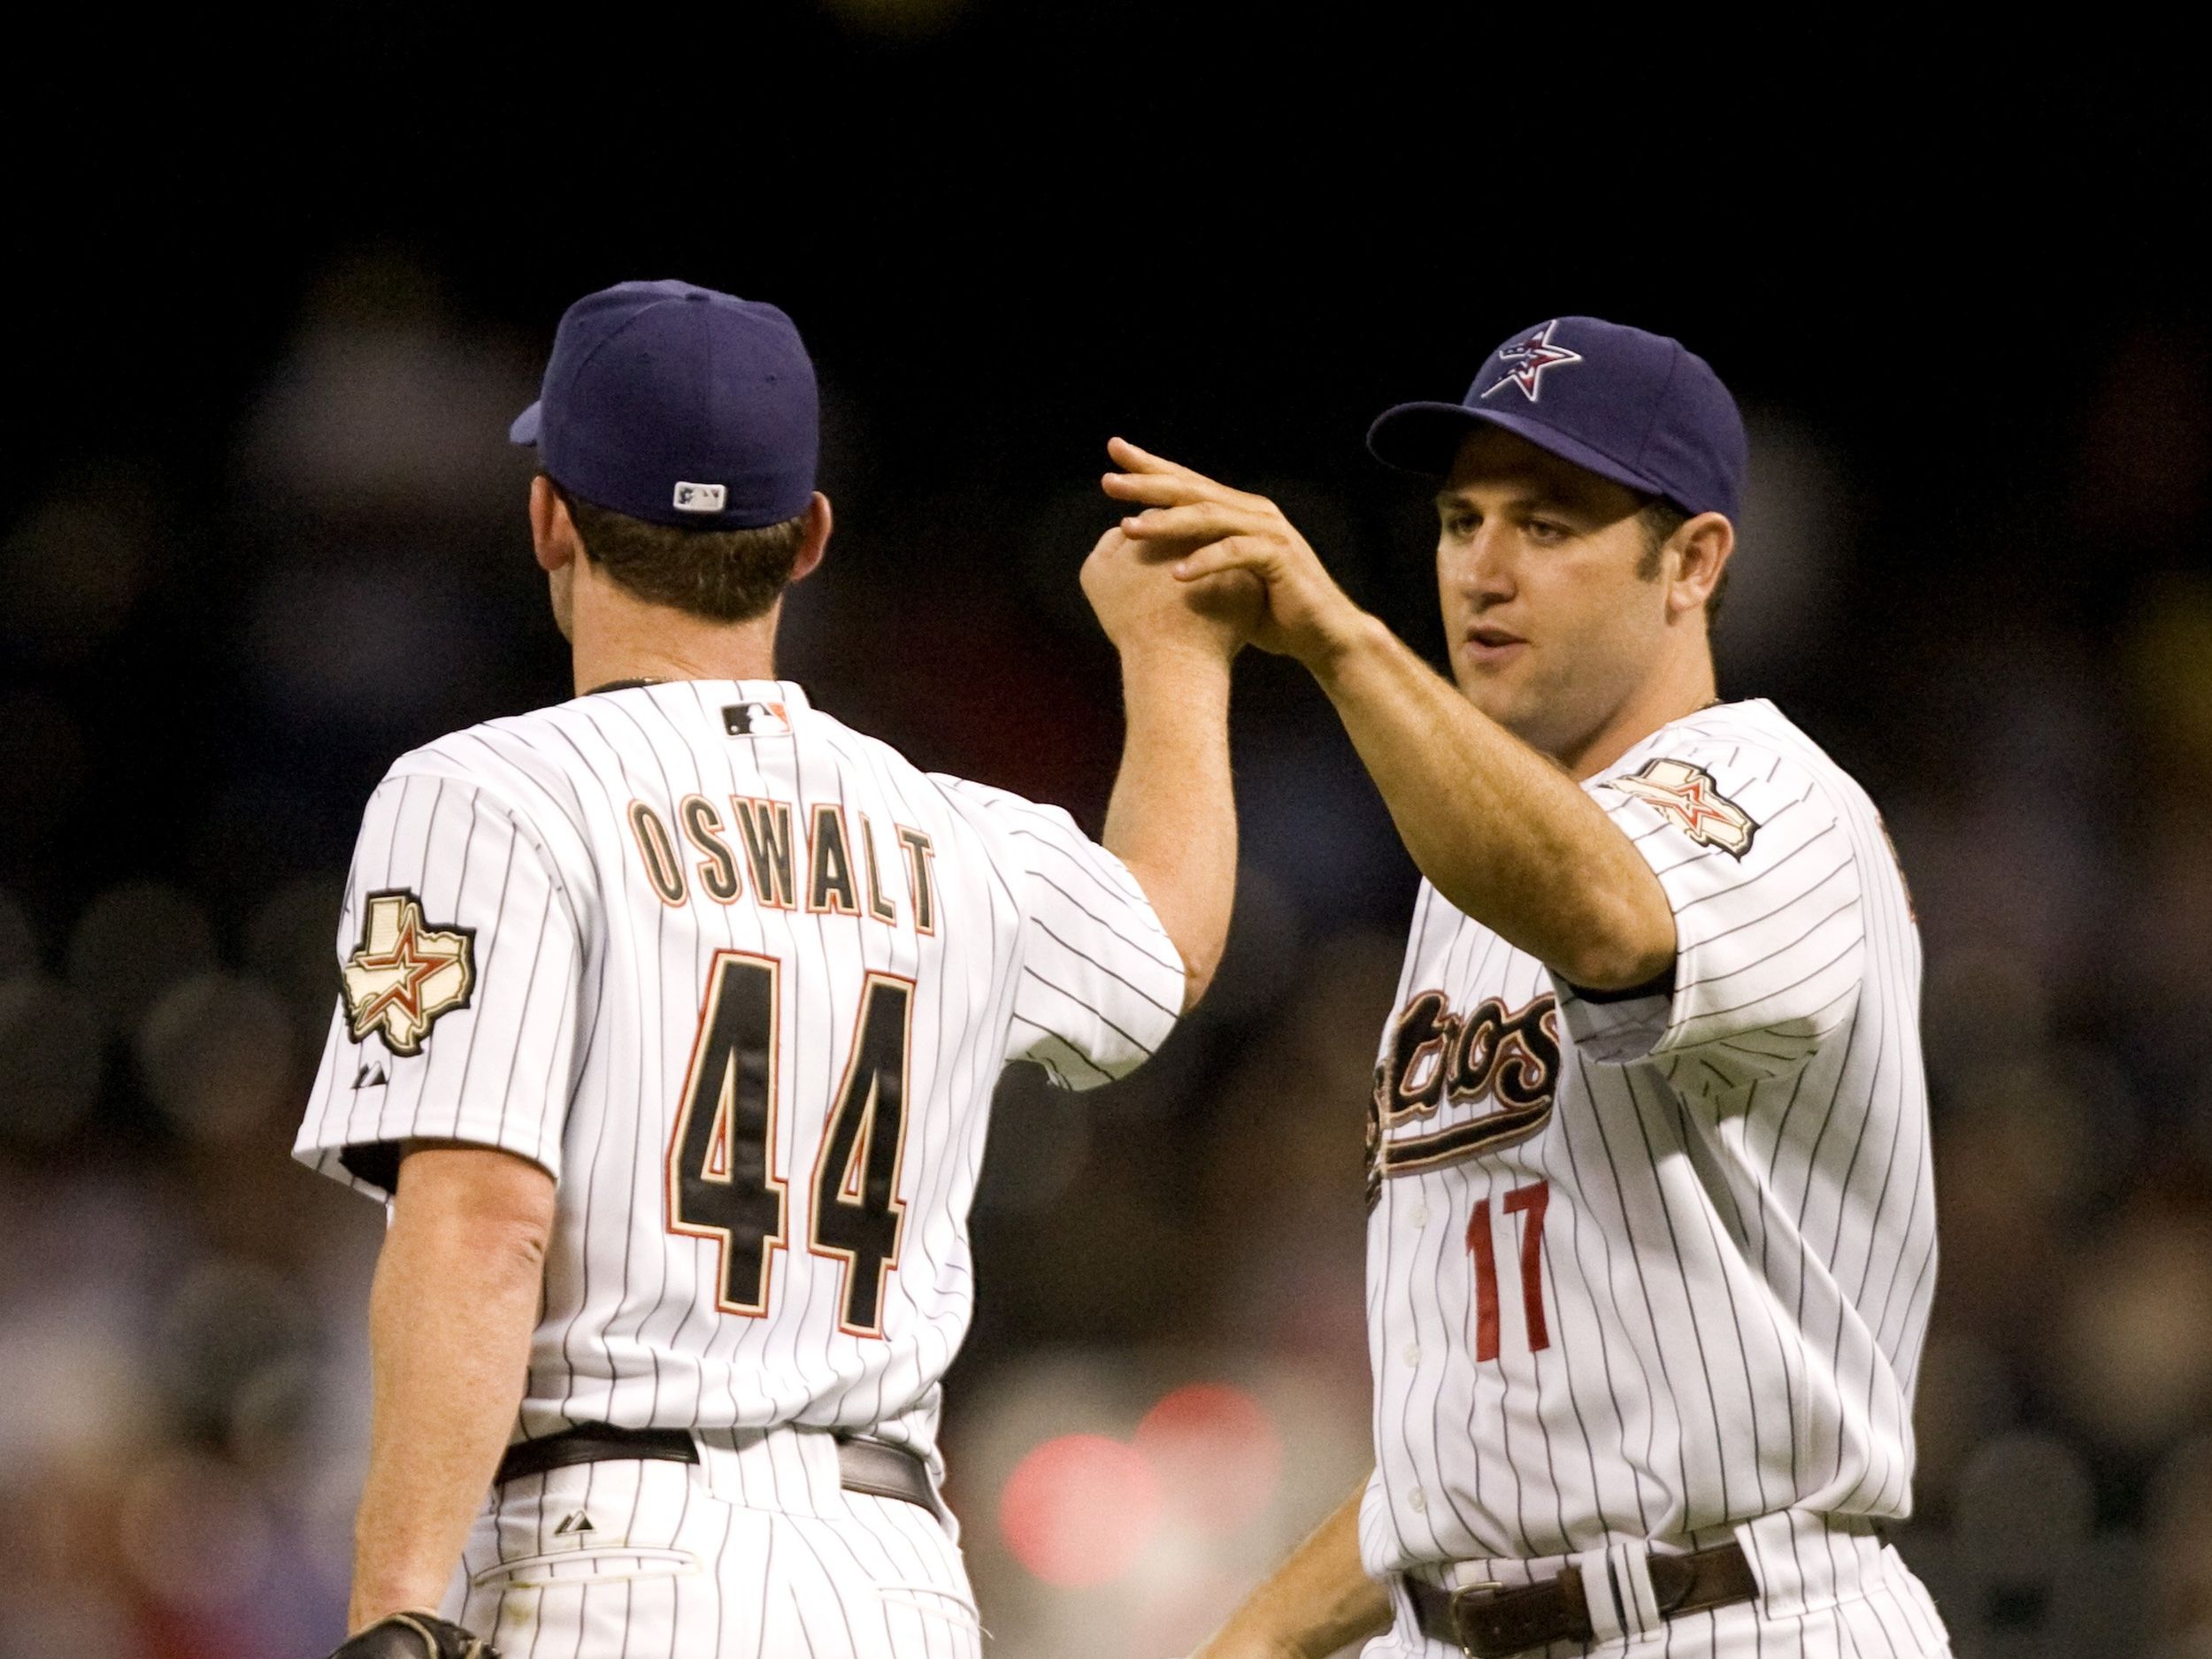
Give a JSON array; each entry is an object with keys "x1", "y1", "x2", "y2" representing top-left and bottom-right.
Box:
[{"x1": 1434, "y1": 427, "x2": 1669, "y2": 760}]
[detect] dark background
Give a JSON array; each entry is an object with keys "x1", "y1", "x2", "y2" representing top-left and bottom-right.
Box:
[{"x1": 2, "y1": 14, "x2": 2208, "y2": 1656}]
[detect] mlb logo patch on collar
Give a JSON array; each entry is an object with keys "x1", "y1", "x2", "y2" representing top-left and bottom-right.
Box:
[
  {"x1": 723, "y1": 701, "x2": 793, "y2": 738},
  {"x1": 1607, "y1": 758, "x2": 1757, "y2": 857}
]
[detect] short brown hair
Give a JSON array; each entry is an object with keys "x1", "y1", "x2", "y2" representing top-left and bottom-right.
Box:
[
  {"x1": 557, "y1": 482, "x2": 808, "y2": 623},
  {"x1": 1635, "y1": 499, "x2": 1728, "y2": 622}
]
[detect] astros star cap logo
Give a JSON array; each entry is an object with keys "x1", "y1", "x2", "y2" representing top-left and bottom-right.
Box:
[
  {"x1": 1481, "y1": 319, "x2": 1585, "y2": 403},
  {"x1": 341, "y1": 891, "x2": 476, "y2": 1055}
]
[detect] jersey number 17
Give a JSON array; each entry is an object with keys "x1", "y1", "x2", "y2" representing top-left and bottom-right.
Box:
[
  {"x1": 664, "y1": 951, "x2": 913, "y2": 1338},
  {"x1": 1471, "y1": 1179, "x2": 1551, "y2": 1363}
]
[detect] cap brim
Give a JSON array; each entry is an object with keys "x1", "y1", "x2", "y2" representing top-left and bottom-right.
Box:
[
  {"x1": 509, "y1": 402, "x2": 542, "y2": 445},
  {"x1": 1366, "y1": 401, "x2": 1670, "y2": 504}
]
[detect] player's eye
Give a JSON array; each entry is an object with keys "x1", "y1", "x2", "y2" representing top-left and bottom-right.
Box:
[
  {"x1": 1441, "y1": 511, "x2": 1479, "y2": 538},
  {"x1": 1524, "y1": 518, "x2": 1569, "y2": 543}
]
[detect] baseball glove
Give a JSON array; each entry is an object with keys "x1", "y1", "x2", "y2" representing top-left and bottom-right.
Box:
[{"x1": 324, "y1": 1611, "x2": 501, "y2": 1659}]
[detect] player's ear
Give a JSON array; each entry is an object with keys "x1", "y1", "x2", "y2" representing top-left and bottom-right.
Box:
[
  {"x1": 1667, "y1": 512, "x2": 1733, "y2": 620},
  {"x1": 788, "y1": 492, "x2": 833, "y2": 585},
  {"x1": 530, "y1": 474, "x2": 579, "y2": 573}
]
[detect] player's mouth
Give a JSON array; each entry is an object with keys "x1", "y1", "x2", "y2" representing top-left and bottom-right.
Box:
[{"x1": 1459, "y1": 625, "x2": 1528, "y2": 669}]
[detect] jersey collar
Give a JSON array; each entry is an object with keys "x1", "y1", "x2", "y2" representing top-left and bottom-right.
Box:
[{"x1": 580, "y1": 677, "x2": 811, "y2": 713}]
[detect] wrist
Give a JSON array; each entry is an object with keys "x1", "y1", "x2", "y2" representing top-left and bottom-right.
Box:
[
  {"x1": 1301, "y1": 606, "x2": 1389, "y2": 684},
  {"x1": 350, "y1": 1561, "x2": 454, "y2": 1629},
  {"x1": 1118, "y1": 640, "x2": 1235, "y2": 697}
]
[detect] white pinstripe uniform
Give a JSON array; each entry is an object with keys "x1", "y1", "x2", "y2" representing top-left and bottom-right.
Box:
[
  {"x1": 295, "y1": 678, "x2": 1185, "y2": 1656},
  {"x1": 1359, "y1": 699, "x2": 1952, "y2": 1657}
]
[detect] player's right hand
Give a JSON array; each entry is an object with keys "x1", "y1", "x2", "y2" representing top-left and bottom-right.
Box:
[
  {"x1": 1080, "y1": 520, "x2": 1261, "y2": 667},
  {"x1": 1102, "y1": 437, "x2": 1369, "y2": 671},
  {"x1": 322, "y1": 1610, "x2": 502, "y2": 1659}
]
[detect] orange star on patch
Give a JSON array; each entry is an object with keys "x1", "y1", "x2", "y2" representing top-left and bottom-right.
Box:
[
  {"x1": 1609, "y1": 759, "x2": 1758, "y2": 858},
  {"x1": 341, "y1": 891, "x2": 476, "y2": 1056}
]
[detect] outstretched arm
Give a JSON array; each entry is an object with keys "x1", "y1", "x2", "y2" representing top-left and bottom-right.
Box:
[
  {"x1": 1191, "y1": 1481, "x2": 1393, "y2": 1659},
  {"x1": 349, "y1": 1143, "x2": 555, "y2": 1628},
  {"x1": 1104, "y1": 440, "x2": 1674, "y2": 993},
  {"x1": 1084, "y1": 520, "x2": 1258, "y2": 1010}
]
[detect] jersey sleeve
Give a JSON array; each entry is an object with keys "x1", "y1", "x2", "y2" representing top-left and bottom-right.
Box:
[
  {"x1": 942, "y1": 780, "x2": 1187, "y2": 1088},
  {"x1": 1554, "y1": 742, "x2": 1864, "y2": 1102},
  {"x1": 293, "y1": 767, "x2": 587, "y2": 1200}
]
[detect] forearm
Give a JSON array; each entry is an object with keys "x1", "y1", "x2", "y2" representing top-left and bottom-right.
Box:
[
  {"x1": 1102, "y1": 645, "x2": 1237, "y2": 1010},
  {"x1": 351, "y1": 1168, "x2": 548, "y2": 1624},
  {"x1": 1194, "y1": 1481, "x2": 1391, "y2": 1659},
  {"x1": 1312, "y1": 616, "x2": 1673, "y2": 990}
]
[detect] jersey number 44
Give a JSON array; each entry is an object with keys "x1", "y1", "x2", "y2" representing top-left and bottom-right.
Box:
[{"x1": 664, "y1": 949, "x2": 913, "y2": 1338}]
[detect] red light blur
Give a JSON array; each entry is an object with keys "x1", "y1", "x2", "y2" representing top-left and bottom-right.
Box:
[
  {"x1": 997, "y1": 1432, "x2": 1162, "y2": 1587},
  {"x1": 1133, "y1": 1382, "x2": 1283, "y2": 1535}
]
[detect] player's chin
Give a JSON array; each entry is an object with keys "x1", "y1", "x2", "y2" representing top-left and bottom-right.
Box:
[{"x1": 1451, "y1": 649, "x2": 1533, "y2": 714}]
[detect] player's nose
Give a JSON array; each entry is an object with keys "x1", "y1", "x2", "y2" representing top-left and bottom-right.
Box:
[{"x1": 1445, "y1": 524, "x2": 1518, "y2": 604}]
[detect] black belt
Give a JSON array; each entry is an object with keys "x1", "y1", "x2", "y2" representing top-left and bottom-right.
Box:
[
  {"x1": 495, "y1": 1424, "x2": 942, "y2": 1519},
  {"x1": 1407, "y1": 1541, "x2": 1758, "y2": 1656}
]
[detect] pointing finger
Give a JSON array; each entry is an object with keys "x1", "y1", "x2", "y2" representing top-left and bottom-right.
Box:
[
  {"x1": 1105, "y1": 437, "x2": 1230, "y2": 492},
  {"x1": 1119, "y1": 503, "x2": 1266, "y2": 542},
  {"x1": 1105, "y1": 435, "x2": 1179, "y2": 473},
  {"x1": 1171, "y1": 538, "x2": 1272, "y2": 584},
  {"x1": 1102, "y1": 470, "x2": 1217, "y2": 506}
]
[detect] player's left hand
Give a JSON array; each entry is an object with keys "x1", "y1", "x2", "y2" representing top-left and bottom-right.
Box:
[
  {"x1": 1103, "y1": 437, "x2": 1368, "y2": 669},
  {"x1": 323, "y1": 1610, "x2": 502, "y2": 1659}
]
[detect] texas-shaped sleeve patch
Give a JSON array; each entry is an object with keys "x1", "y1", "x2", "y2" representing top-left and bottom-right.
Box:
[
  {"x1": 340, "y1": 890, "x2": 477, "y2": 1056},
  {"x1": 1607, "y1": 758, "x2": 1758, "y2": 857}
]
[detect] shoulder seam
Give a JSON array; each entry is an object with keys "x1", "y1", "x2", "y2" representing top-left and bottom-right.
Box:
[{"x1": 373, "y1": 757, "x2": 588, "y2": 944}]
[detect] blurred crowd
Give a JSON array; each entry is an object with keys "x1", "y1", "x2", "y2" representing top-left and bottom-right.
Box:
[{"x1": 2, "y1": 255, "x2": 2209, "y2": 1658}]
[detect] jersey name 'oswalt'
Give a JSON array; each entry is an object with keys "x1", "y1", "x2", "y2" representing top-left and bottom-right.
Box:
[{"x1": 618, "y1": 782, "x2": 938, "y2": 925}]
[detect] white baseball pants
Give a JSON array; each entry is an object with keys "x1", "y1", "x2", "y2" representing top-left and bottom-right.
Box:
[{"x1": 442, "y1": 1426, "x2": 983, "y2": 1658}]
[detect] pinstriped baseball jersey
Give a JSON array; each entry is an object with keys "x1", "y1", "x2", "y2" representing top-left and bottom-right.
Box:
[
  {"x1": 1358, "y1": 697, "x2": 1936, "y2": 1577},
  {"x1": 295, "y1": 679, "x2": 1183, "y2": 1466}
]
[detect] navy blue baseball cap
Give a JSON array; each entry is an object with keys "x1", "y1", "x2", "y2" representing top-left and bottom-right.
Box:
[
  {"x1": 510, "y1": 279, "x2": 818, "y2": 531},
  {"x1": 1367, "y1": 317, "x2": 1746, "y2": 522}
]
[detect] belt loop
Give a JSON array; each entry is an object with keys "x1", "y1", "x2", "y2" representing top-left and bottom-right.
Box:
[
  {"x1": 1570, "y1": 1546, "x2": 1625, "y2": 1643},
  {"x1": 1570, "y1": 1543, "x2": 1665, "y2": 1643},
  {"x1": 1609, "y1": 1543, "x2": 1663, "y2": 1639}
]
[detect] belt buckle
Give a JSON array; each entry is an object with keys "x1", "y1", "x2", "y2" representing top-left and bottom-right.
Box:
[{"x1": 1446, "y1": 1579, "x2": 1503, "y2": 1659}]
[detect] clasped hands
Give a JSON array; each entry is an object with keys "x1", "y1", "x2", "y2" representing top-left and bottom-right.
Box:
[{"x1": 1080, "y1": 436, "x2": 1365, "y2": 671}]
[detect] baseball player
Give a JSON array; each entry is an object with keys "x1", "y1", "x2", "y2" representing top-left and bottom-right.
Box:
[
  {"x1": 294, "y1": 280, "x2": 1252, "y2": 1657},
  {"x1": 1091, "y1": 319, "x2": 1951, "y2": 1657}
]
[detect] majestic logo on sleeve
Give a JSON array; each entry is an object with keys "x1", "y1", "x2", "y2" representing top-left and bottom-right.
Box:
[
  {"x1": 1481, "y1": 320, "x2": 1583, "y2": 402},
  {"x1": 1609, "y1": 758, "x2": 1757, "y2": 857},
  {"x1": 1367, "y1": 991, "x2": 1560, "y2": 1199},
  {"x1": 340, "y1": 890, "x2": 476, "y2": 1056}
]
